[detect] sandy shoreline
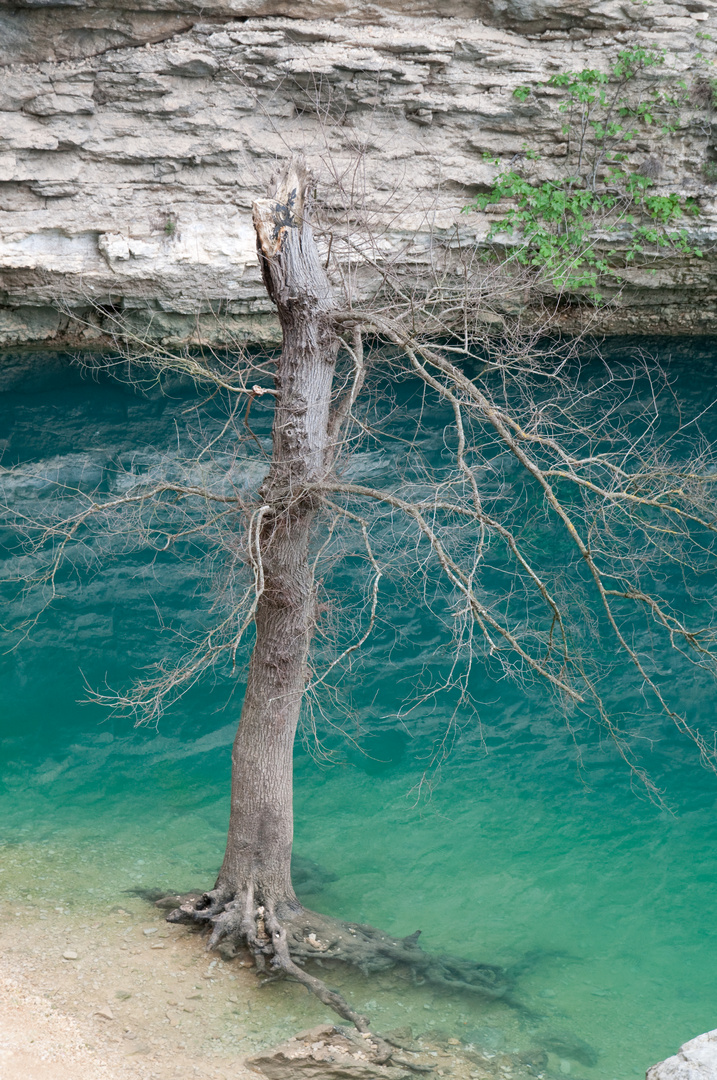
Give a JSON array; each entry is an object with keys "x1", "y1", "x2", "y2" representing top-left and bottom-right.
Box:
[{"x1": 0, "y1": 898, "x2": 265, "y2": 1080}]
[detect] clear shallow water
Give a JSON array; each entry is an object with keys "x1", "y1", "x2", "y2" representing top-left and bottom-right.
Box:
[{"x1": 2, "y1": 343, "x2": 717, "y2": 1079}]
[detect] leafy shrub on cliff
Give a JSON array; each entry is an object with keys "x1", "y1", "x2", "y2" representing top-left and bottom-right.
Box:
[{"x1": 464, "y1": 46, "x2": 705, "y2": 298}]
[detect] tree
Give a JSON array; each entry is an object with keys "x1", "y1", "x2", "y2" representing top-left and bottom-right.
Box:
[{"x1": 4, "y1": 154, "x2": 717, "y2": 1052}]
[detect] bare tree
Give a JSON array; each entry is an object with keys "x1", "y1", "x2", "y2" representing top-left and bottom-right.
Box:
[{"x1": 4, "y1": 154, "x2": 717, "y2": 1053}]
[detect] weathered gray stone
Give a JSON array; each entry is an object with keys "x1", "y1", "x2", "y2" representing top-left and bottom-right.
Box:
[
  {"x1": 647, "y1": 1030, "x2": 717, "y2": 1080},
  {"x1": 247, "y1": 1025, "x2": 415, "y2": 1080}
]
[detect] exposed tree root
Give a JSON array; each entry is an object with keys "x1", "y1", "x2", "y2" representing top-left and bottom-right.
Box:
[{"x1": 156, "y1": 886, "x2": 514, "y2": 1059}]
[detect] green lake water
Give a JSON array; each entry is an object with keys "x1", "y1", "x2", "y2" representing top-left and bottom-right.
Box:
[{"x1": 2, "y1": 341, "x2": 717, "y2": 1078}]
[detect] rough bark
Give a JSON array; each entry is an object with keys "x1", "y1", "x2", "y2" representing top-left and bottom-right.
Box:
[{"x1": 213, "y1": 156, "x2": 338, "y2": 917}]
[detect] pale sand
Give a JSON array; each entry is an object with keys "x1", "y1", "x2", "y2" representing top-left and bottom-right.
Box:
[
  {"x1": 0, "y1": 897, "x2": 305, "y2": 1080},
  {"x1": 0, "y1": 972, "x2": 123, "y2": 1080}
]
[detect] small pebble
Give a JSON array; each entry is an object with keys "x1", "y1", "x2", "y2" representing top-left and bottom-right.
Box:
[
  {"x1": 126, "y1": 1043, "x2": 152, "y2": 1055},
  {"x1": 150, "y1": 942, "x2": 165, "y2": 949},
  {"x1": 95, "y1": 1006, "x2": 114, "y2": 1021},
  {"x1": 143, "y1": 928, "x2": 158, "y2": 936},
  {"x1": 63, "y1": 950, "x2": 78, "y2": 960}
]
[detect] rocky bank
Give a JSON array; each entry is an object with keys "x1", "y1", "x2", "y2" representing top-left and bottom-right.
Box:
[
  {"x1": 2, "y1": 1, "x2": 717, "y2": 347},
  {"x1": 646, "y1": 1030, "x2": 717, "y2": 1080}
]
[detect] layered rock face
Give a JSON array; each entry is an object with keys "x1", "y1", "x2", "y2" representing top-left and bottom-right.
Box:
[{"x1": 1, "y1": 0, "x2": 717, "y2": 347}]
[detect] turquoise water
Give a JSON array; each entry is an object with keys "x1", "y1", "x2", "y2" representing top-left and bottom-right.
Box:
[{"x1": 2, "y1": 342, "x2": 717, "y2": 1078}]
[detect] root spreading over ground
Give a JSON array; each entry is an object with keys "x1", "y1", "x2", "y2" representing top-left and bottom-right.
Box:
[{"x1": 154, "y1": 887, "x2": 514, "y2": 1068}]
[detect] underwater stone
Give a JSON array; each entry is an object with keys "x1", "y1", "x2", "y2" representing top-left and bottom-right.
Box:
[{"x1": 540, "y1": 1032, "x2": 598, "y2": 1068}]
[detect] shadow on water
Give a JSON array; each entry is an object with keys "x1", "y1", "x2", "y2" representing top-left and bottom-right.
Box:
[{"x1": 124, "y1": 853, "x2": 339, "y2": 907}]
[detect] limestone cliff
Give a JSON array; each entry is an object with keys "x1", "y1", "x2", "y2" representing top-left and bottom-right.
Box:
[{"x1": 1, "y1": 0, "x2": 717, "y2": 347}]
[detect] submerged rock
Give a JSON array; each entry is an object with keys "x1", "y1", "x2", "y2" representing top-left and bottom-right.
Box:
[
  {"x1": 647, "y1": 1030, "x2": 717, "y2": 1079},
  {"x1": 540, "y1": 1031, "x2": 598, "y2": 1068},
  {"x1": 383, "y1": 1027, "x2": 421, "y2": 1053}
]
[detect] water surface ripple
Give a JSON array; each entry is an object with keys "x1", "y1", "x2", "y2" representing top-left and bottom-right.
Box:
[{"x1": 2, "y1": 341, "x2": 717, "y2": 1079}]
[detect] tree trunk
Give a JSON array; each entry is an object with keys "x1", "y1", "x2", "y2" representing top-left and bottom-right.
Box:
[
  {"x1": 215, "y1": 157, "x2": 337, "y2": 915},
  {"x1": 164, "y1": 159, "x2": 512, "y2": 1027}
]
